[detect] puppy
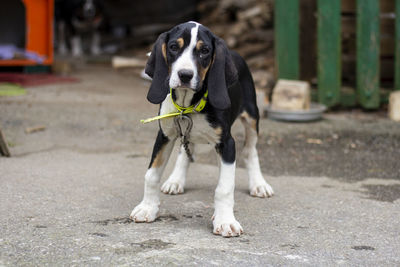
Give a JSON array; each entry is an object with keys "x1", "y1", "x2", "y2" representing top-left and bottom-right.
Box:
[
  {"x1": 131, "y1": 21, "x2": 273, "y2": 237},
  {"x1": 55, "y1": 0, "x2": 104, "y2": 57}
]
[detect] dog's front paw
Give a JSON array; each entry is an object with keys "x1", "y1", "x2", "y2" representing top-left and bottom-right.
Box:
[
  {"x1": 161, "y1": 180, "x2": 184, "y2": 195},
  {"x1": 130, "y1": 202, "x2": 159, "y2": 222},
  {"x1": 250, "y1": 181, "x2": 274, "y2": 198},
  {"x1": 212, "y1": 215, "x2": 243, "y2": 237}
]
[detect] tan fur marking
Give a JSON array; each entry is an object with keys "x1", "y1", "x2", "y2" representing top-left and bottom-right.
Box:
[
  {"x1": 177, "y1": 38, "x2": 184, "y2": 48},
  {"x1": 161, "y1": 43, "x2": 170, "y2": 72},
  {"x1": 213, "y1": 126, "x2": 223, "y2": 144},
  {"x1": 199, "y1": 53, "x2": 215, "y2": 81},
  {"x1": 162, "y1": 43, "x2": 167, "y2": 61},
  {"x1": 196, "y1": 40, "x2": 204, "y2": 50},
  {"x1": 240, "y1": 112, "x2": 257, "y2": 131},
  {"x1": 199, "y1": 62, "x2": 211, "y2": 82},
  {"x1": 214, "y1": 126, "x2": 223, "y2": 136},
  {"x1": 151, "y1": 145, "x2": 166, "y2": 168},
  {"x1": 198, "y1": 48, "x2": 212, "y2": 82}
]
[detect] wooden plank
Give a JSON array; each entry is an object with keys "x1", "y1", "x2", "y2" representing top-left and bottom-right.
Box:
[
  {"x1": 341, "y1": 87, "x2": 357, "y2": 107},
  {"x1": 339, "y1": 87, "x2": 390, "y2": 107},
  {"x1": 274, "y1": 0, "x2": 299, "y2": 79},
  {"x1": 0, "y1": 128, "x2": 11, "y2": 157},
  {"x1": 395, "y1": 0, "x2": 400, "y2": 90},
  {"x1": 356, "y1": 0, "x2": 380, "y2": 109},
  {"x1": 317, "y1": 0, "x2": 341, "y2": 107},
  {"x1": 300, "y1": 0, "x2": 317, "y2": 82},
  {"x1": 342, "y1": 0, "x2": 394, "y2": 13},
  {"x1": 342, "y1": 17, "x2": 394, "y2": 57}
]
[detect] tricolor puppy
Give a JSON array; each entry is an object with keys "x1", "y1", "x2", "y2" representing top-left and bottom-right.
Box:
[
  {"x1": 130, "y1": 21, "x2": 273, "y2": 237},
  {"x1": 56, "y1": 0, "x2": 104, "y2": 57}
]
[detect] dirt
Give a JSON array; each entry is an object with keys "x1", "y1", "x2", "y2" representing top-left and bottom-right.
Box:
[{"x1": 196, "y1": 114, "x2": 400, "y2": 182}]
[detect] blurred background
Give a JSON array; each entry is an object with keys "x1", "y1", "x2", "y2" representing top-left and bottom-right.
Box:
[
  {"x1": 0, "y1": 0, "x2": 399, "y2": 111},
  {"x1": 1, "y1": 3, "x2": 400, "y2": 264}
]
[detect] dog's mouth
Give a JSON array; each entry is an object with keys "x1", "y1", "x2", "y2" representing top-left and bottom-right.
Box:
[
  {"x1": 174, "y1": 85, "x2": 194, "y2": 90},
  {"x1": 173, "y1": 81, "x2": 203, "y2": 92},
  {"x1": 172, "y1": 87, "x2": 196, "y2": 108}
]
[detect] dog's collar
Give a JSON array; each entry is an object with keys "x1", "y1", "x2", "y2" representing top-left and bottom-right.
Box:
[
  {"x1": 140, "y1": 88, "x2": 208, "y2": 124},
  {"x1": 170, "y1": 87, "x2": 208, "y2": 114}
]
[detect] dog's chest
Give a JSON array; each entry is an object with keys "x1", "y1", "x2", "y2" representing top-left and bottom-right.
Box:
[{"x1": 159, "y1": 95, "x2": 221, "y2": 145}]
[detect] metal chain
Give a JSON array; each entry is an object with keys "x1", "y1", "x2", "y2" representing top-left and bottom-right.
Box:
[{"x1": 173, "y1": 115, "x2": 194, "y2": 162}]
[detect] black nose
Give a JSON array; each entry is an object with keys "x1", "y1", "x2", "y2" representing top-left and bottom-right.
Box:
[{"x1": 178, "y1": 69, "x2": 194, "y2": 84}]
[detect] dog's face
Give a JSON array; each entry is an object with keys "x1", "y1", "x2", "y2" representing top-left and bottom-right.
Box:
[
  {"x1": 145, "y1": 22, "x2": 238, "y2": 110},
  {"x1": 166, "y1": 22, "x2": 213, "y2": 91},
  {"x1": 72, "y1": 0, "x2": 103, "y2": 23}
]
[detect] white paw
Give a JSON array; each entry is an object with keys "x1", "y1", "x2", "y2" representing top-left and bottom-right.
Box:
[
  {"x1": 161, "y1": 180, "x2": 184, "y2": 195},
  {"x1": 130, "y1": 202, "x2": 159, "y2": 222},
  {"x1": 212, "y1": 215, "x2": 243, "y2": 237},
  {"x1": 250, "y1": 181, "x2": 274, "y2": 198}
]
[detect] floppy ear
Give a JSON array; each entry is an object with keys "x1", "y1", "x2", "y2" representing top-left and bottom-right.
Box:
[
  {"x1": 207, "y1": 37, "x2": 238, "y2": 110},
  {"x1": 145, "y1": 32, "x2": 169, "y2": 104}
]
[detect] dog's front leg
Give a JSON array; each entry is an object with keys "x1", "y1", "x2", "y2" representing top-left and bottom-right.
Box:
[
  {"x1": 71, "y1": 36, "x2": 83, "y2": 57},
  {"x1": 161, "y1": 144, "x2": 193, "y2": 195},
  {"x1": 213, "y1": 136, "x2": 243, "y2": 237},
  {"x1": 130, "y1": 130, "x2": 175, "y2": 222}
]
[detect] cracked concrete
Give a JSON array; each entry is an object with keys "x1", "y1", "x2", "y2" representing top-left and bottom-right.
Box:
[{"x1": 1, "y1": 65, "x2": 400, "y2": 266}]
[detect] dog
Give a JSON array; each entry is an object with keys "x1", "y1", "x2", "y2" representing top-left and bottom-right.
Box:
[
  {"x1": 130, "y1": 21, "x2": 274, "y2": 237},
  {"x1": 55, "y1": 0, "x2": 104, "y2": 57}
]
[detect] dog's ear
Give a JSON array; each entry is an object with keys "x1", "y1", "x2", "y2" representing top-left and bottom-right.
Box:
[
  {"x1": 207, "y1": 37, "x2": 238, "y2": 110},
  {"x1": 145, "y1": 32, "x2": 169, "y2": 104}
]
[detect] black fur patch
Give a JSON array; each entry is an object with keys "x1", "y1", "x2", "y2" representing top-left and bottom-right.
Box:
[
  {"x1": 145, "y1": 22, "x2": 262, "y2": 166},
  {"x1": 148, "y1": 130, "x2": 170, "y2": 168}
]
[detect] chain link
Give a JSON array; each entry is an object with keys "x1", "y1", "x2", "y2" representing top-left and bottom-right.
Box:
[{"x1": 174, "y1": 115, "x2": 194, "y2": 162}]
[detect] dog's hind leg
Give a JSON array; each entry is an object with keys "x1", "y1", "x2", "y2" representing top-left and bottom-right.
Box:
[
  {"x1": 57, "y1": 21, "x2": 68, "y2": 55},
  {"x1": 130, "y1": 130, "x2": 175, "y2": 222},
  {"x1": 91, "y1": 31, "x2": 101, "y2": 55},
  {"x1": 240, "y1": 112, "x2": 274, "y2": 198},
  {"x1": 161, "y1": 144, "x2": 193, "y2": 195}
]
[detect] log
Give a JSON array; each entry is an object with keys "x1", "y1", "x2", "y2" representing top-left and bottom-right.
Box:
[
  {"x1": 112, "y1": 56, "x2": 147, "y2": 69},
  {"x1": 0, "y1": 128, "x2": 11, "y2": 157},
  {"x1": 25, "y1": 125, "x2": 46, "y2": 134},
  {"x1": 388, "y1": 91, "x2": 400, "y2": 121},
  {"x1": 271, "y1": 79, "x2": 311, "y2": 110}
]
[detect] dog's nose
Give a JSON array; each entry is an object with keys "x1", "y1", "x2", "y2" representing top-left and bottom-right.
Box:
[{"x1": 178, "y1": 69, "x2": 194, "y2": 84}]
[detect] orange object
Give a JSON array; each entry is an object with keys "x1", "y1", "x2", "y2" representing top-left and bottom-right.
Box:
[{"x1": 0, "y1": 0, "x2": 53, "y2": 66}]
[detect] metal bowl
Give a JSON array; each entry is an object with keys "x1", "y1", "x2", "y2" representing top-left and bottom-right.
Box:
[{"x1": 265, "y1": 103, "x2": 327, "y2": 122}]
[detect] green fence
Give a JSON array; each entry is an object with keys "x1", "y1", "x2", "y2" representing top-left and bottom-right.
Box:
[{"x1": 275, "y1": 0, "x2": 400, "y2": 109}]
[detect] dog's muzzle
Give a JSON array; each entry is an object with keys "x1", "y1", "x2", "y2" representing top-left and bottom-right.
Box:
[{"x1": 178, "y1": 69, "x2": 194, "y2": 84}]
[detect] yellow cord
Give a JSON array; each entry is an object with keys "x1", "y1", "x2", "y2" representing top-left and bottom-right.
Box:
[{"x1": 140, "y1": 88, "x2": 208, "y2": 124}]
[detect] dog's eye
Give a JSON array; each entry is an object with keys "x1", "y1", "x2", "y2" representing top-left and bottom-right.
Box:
[
  {"x1": 169, "y1": 43, "x2": 179, "y2": 52},
  {"x1": 200, "y1": 47, "x2": 210, "y2": 55}
]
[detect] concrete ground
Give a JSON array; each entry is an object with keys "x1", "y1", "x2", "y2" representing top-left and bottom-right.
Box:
[{"x1": 1, "y1": 65, "x2": 400, "y2": 266}]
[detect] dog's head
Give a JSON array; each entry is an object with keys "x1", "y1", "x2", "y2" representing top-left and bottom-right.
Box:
[
  {"x1": 145, "y1": 22, "x2": 238, "y2": 110},
  {"x1": 71, "y1": 0, "x2": 103, "y2": 26}
]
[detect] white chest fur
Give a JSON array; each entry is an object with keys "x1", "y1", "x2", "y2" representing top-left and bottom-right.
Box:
[{"x1": 159, "y1": 94, "x2": 221, "y2": 145}]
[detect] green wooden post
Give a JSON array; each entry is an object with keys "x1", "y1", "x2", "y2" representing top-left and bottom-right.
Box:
[
  {"x1": 356, "y1": 0, "x2": 380, "y2": 109},
  {"x1": 275, "y1": 0, "x2": 299, "y2": 80},
  {"x1": 317, "y1": 0, "x2": 341, "y2": 107},
  {"x1": 395, "y1": 0, "x2": 400, "y2": 90}
]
